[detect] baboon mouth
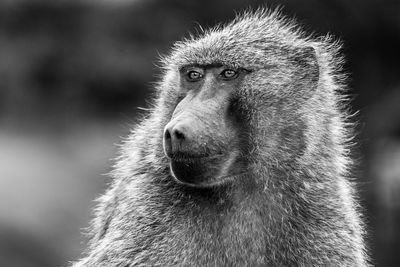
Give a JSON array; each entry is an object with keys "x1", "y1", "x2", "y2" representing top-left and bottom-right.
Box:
[
  {"x1": 169, "y1": 155, "x2": 225, "y2": 186},
  {"x1": 168, "y1": 150, "x2": 243, "y2": 187},
  {"x1": 170, "y1": 152, "x2": 225, "y2": 161}
]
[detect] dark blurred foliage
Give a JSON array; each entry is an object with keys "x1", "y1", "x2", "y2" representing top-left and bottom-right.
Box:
[{"x1": 0, "y1": 0, "x2": 399, "y2": 266}]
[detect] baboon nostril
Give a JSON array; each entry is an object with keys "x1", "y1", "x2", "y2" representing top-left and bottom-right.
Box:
[
  {"x1": 163, "y1": 123, "x2": 188, "y2": 157},
  {"x1": 165, "y1": 129, "x2": 172, "y2": 140},
  {"x1": 174, "y1": 129, "x2": 185, "y2": 140}
]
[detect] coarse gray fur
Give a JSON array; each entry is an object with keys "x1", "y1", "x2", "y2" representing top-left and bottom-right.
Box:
[{"x1": 72, "y1": 8, "x2": 369, "y2": 267}]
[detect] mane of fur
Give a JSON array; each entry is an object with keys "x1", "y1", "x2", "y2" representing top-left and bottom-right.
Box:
[{"x1": 72, "y1": 9, "x2": 368, "y2": 267}]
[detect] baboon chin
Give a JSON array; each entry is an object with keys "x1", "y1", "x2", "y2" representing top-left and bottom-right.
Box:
[{"x1": 72, "y1": 8, "x2": 368, "y2": 267}]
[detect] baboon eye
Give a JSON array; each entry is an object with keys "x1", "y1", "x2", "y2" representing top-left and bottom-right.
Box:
[
  {"x1": 186, "y1": 70, "x2": 203, "y2": 82},
  {"x1": 221, "y1": 69, "x2": 238, "y2": 80}
]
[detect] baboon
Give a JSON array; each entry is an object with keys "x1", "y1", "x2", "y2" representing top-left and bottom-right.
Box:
[{"x1": 73, "y1": 9, "x2": 368, "y2": 266}]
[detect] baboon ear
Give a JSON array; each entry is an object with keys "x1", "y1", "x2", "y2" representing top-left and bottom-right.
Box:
[{"x1": 293, "y1": 46, "x2": 319, "y2": 85}]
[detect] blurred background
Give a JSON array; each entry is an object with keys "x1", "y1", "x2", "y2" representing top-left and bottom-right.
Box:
[{"x1": 0, "y1": 0, "x2": 399, "y2": 266}]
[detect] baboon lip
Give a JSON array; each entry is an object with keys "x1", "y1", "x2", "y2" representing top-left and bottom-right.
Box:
[
  {"x1": 170, "y1": 152, "x2": 224, "y2": 162},
  {"x1": 168, "y1": 150, "x2": 238, "y2": 187}
]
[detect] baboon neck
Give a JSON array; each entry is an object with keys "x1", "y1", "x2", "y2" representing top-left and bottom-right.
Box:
[{"x1": 166, "y1": 174, "x2": 265, "y2": 219}]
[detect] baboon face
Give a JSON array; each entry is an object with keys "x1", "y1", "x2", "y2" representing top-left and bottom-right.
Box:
[
  {"x1": 161, "y1": 26, "x2": 319, "y2": 188},
  {"x1": 163, "y1": 65, "x2": 250, "y2": 187}
]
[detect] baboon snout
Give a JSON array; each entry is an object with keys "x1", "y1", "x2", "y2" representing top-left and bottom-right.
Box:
[{"x1": 163, "y1": 119, "x2": 195, "y2": 158}]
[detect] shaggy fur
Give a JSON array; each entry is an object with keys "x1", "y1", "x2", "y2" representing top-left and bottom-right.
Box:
[{"x1": 72, "y1": 9, "x2": 368, "y2": 266}]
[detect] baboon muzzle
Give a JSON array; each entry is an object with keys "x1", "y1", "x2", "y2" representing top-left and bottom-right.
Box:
[
  {"x1": 163, "y1": 96, "x2": 226, "y2": 160},
  {"x1": 162, "y1": 98, "x2": 233, "y2": 186},
  {"x1": 163, "y1": 114, "x2": 225, "y2": 185}
]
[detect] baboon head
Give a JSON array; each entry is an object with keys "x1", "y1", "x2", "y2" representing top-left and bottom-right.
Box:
[{"x1": 161, "y1": 12, "x2": 321, "y2": 188}]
